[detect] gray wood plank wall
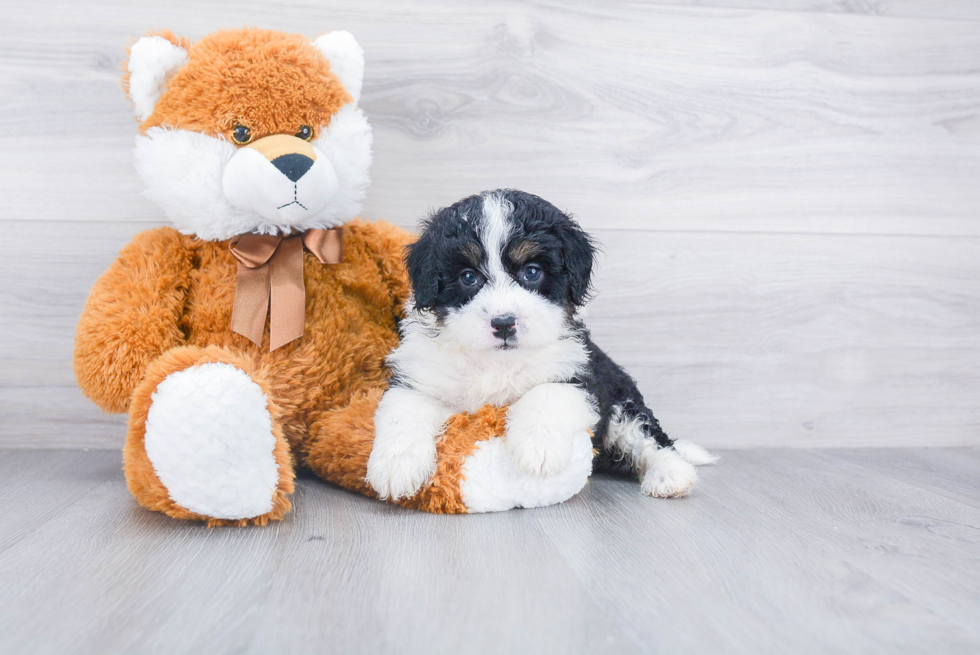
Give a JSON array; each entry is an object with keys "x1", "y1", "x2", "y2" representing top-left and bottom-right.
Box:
[{"x1": 2, "y1": 1, "x2": 978, "y2": 448}]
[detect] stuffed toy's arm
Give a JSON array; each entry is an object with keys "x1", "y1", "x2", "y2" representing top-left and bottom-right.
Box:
[{"x1": 74, "y1": 227, "x2": 192, "y2": 413}]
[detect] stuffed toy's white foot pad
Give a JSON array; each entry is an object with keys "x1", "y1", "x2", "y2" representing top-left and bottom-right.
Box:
[
  {"x1": 461, "y1": 431, "x2": 593, "y2": 513},
  {"x1": 144, "y1": 363, "x2": 279, "y2": 519}
]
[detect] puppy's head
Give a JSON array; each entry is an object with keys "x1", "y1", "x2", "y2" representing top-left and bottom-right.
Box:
[{"x1": 407, "y1": 189, "x2": 595, "y2": 352}]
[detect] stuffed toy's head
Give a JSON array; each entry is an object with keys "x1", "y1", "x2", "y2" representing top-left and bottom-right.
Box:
[{"x1": 125, "y1": 28, "x2": 371, "y2": 241}]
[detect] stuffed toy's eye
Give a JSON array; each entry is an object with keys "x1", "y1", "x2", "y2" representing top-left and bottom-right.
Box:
[
  {"x1": 296, "y1": 125, "x2": 313, "y2": 141},
  {"x1": 459, "y1": 269, "x2": 480, "y2": 287},
  {"x1": 231, "y1": 124, "x2": 253, "y2": 145},
  {"x1": 522, "y1": 264, "x2": 544, "y2": 284}
]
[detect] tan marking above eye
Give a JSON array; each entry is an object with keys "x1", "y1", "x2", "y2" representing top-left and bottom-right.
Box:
[
  {"x1": 509, "y1": 240, "x2": 543, "y2": 265},
  {"x1": 460, "y1": 242, "x2": 483, "y2": 267}
]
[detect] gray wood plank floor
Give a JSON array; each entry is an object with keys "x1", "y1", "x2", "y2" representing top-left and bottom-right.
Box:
[{"x1": 1, "y1": 448, "x2": 978, "y2": 654}]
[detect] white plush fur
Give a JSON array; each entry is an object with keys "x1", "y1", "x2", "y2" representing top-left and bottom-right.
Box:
[
  {"x1": 505, "y1": 383, "x2": 598, "y2": 477},
  {"x1": 143, "y1": 363, "x2": 279, "y2": 519},
  {"x1": 312, "y1": 31, "x2": 365, "y2": 104},
  {"x1": 133, "y1": 103, "x2": 372, "y2": 241},
  {"x1": 127, "y1": 36, "x2": 188, "y2": 121},
  {"x1": 222, "y1": 146, "x2": 339, "y2": 222},
  {"x1": 366, "y1": 387, "x2": 456, "y2": 500},
  {"x1": 460, "y1": 431, "x2": 594, "y2": 513}
]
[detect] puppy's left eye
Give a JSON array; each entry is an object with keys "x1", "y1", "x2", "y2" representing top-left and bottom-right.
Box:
[
  {"x1": 460, "y1": 269, "x2": 480, "y2": 287},
  {"x1": 296, "y1": 125, "x2": 313, "y2": 141},
  {"x1": 521, "y1": 264, "x2": 544, "y2": 284}
]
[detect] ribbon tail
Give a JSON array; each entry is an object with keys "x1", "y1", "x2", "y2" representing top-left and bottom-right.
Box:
[
  {"x1": 269, "y1": 235, "x2": 306, "y2": 351},
  {"x1": 231, "y1": 260, "x2": 271, "y2": 347},
  {"x1": 303, "y1": 228, "x2": 344, "y2": 264}
]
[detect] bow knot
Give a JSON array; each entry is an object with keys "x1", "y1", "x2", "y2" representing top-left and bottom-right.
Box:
[{"x1": 229, "y1": 228, "x2": 343, "y2": 350}]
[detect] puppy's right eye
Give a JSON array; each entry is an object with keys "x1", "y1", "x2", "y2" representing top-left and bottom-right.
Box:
[{"x1": 459, "y1": 269, "x2": 479, "y2": 287}]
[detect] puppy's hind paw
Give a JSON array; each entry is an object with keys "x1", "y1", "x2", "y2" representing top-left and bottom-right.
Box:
[{"x1": 639, "y1": 446, "x2": 698, "y2": 498}]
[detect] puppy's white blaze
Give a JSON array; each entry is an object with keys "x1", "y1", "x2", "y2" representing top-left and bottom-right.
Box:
[
  {"x1": 505, "y1": 383, "x2": 598, "y2": 477},
  {"x1": 479, "y1": 191, "x2": 513, "y2": 283},
  {"x1": 367, "y1": 387, "x2": 455, "y2": 500},
  {"x1": 133, "y1": 103, "x2": 371, "y2": 241}
]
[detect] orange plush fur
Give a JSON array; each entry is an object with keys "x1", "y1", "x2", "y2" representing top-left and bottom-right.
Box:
[
  {"x1": 75, "y1": 28, "x2": 501, "y2": 524},
  {"x1": 134, "y1": 29, "x2": 350, "y2": 141}
]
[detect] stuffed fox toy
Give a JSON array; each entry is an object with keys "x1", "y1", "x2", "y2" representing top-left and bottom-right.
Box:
[{"x1": 74, "y1": 27, "x2": 593, "y2": 525}]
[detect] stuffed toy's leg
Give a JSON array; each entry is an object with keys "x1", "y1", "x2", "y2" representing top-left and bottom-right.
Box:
[
  {"x1": 304, "y1": 388, "x2": 593, "y2": 513},
  {"x1": 124, "y1": 345, "x2": 295, "y2": 527}
]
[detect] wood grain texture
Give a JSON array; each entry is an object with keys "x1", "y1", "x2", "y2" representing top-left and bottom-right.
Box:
[
  {"x1": 634, "y1": 1, "x2": 980, "y2": 20},
  {"x1": 1, "y1": 448, "x2": 979, "y2": 654},
  {"x1": 1, "y1": 1, "x2": 978, "y2": 448},
  {"x1": 0, "y1": 1, "x2": 978, "y2": 235}
]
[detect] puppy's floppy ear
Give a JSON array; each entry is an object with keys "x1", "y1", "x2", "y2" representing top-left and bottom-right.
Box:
[
  {"x1": 406, "y1": 223, "x2": 441, "y2": 309},
  {"x1": 556, "y1": 217, "x2": 596, "y2": 306}
]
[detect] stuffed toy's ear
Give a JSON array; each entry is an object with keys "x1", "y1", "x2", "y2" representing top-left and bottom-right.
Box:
[
  {"x1": 312, "y1": 31, "x2": 365, "y2": 104},
  {"x1": 126, "y1": 34, "x2": 189, "y2": 122}
]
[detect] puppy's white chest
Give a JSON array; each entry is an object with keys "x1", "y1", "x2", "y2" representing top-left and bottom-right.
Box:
[{"x1": 392, "y1": 332, "x2": 587, "y2": 413}]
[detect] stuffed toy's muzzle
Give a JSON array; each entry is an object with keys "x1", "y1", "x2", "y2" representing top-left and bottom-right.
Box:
[{"x1": 222, "y1": 134, "x2": 339, "y2": 223}]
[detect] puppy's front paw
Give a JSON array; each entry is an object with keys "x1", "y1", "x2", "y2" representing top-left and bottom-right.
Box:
[
  {"x1": 505, "y1": 383, "x2": 597, "y2": 478},
  {"x1": 506, "y1": 427, "x2": 574, "y2": 477},
  {"x1": 367, "y1": 388, "x2": 448, "y2": 500},
  {"x1": 639, "y1": 446, "x2": 698, "y2": 498},
  {"x1": 366, "y1": 437, "x2": 437, "y2": 500}
]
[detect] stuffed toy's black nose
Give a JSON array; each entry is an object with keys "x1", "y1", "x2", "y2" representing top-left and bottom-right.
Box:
[{"x1": 271, "y1": 153, "x2": 315, "y2": 182}]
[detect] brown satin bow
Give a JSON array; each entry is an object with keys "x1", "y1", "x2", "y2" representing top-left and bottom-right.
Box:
[{"x1": 229, "y1": 228, "x2": 343, "y2": 351}]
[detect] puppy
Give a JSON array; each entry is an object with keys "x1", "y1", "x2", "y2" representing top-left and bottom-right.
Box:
[{"x1": 366, "y1": 189, "x2": 716, "y2": 501}]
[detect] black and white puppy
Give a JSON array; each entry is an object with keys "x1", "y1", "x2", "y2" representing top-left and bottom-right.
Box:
[{"x1": 366, "y1": 189, "x2": 715, "y2": 502}]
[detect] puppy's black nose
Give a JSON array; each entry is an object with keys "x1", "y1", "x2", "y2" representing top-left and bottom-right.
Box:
[
  {"x1": 491, "y1": 314, "x2": 517, "y2": 340},
  {"x1": 271, "y1": 153, "x2": 315, "y2": 182}
]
